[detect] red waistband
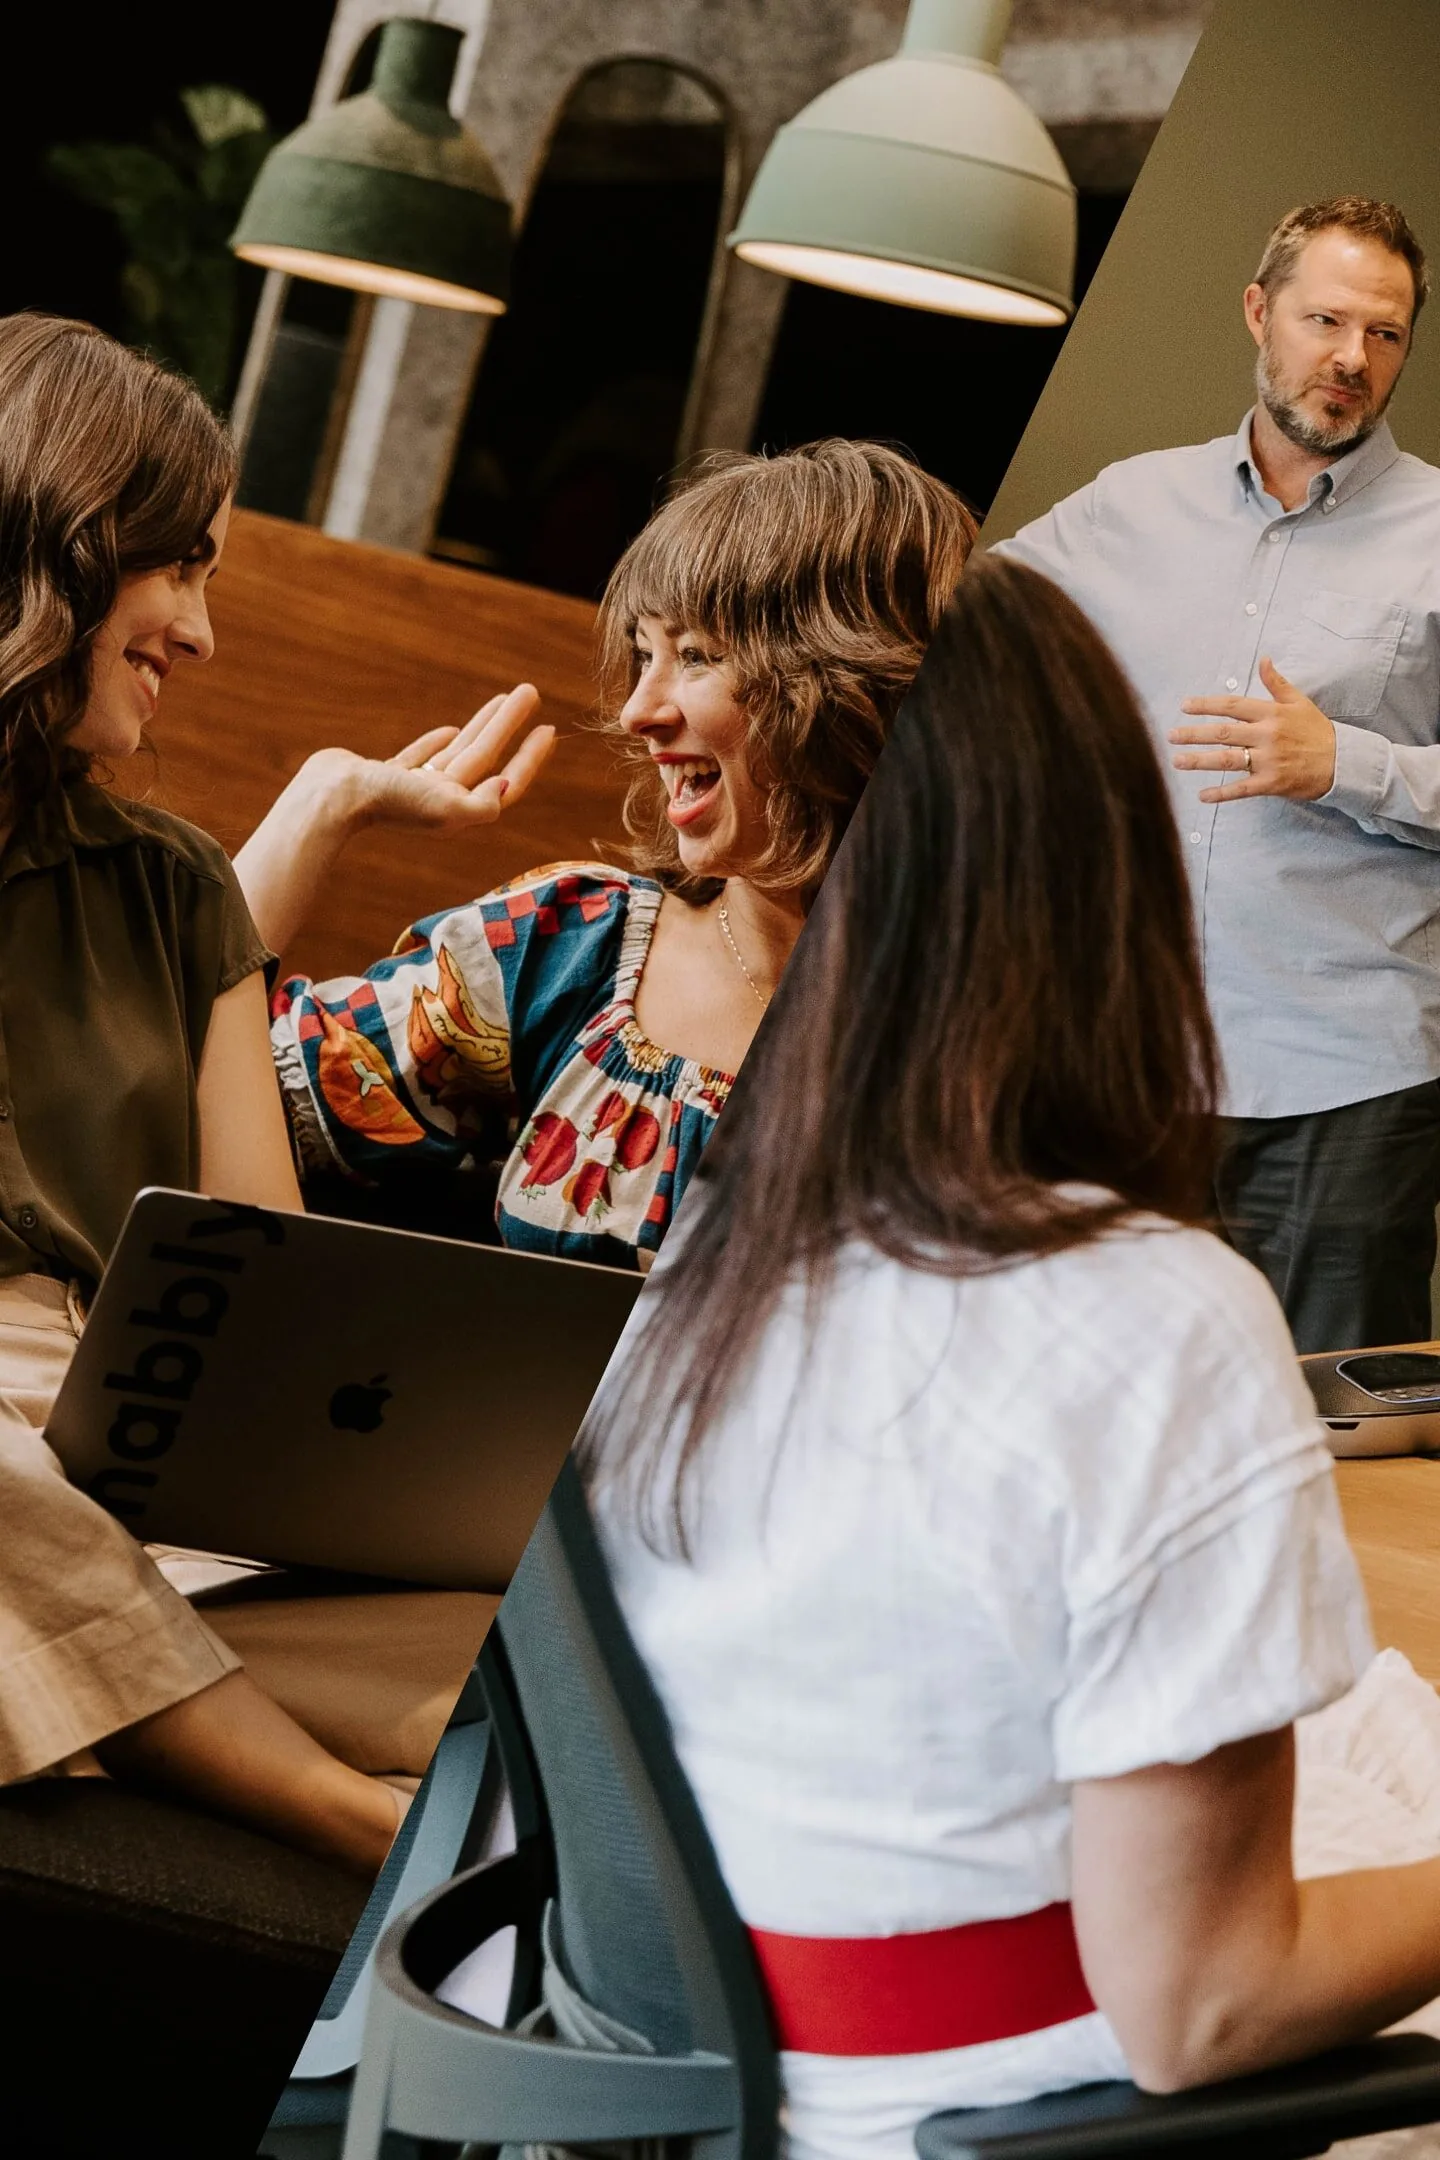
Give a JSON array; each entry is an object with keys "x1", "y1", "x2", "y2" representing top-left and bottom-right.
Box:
[{"x1": 747, "y1": 1902, "x2": 1095, "y2": 2056}]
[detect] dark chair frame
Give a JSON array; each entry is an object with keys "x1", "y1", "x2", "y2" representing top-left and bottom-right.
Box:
[{"x1": 259, "y1": 1667, "x2": 504, "y2": 2158}]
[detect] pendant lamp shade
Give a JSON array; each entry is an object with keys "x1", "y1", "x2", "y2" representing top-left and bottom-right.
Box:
[
  {"x1": 729, "y1": 0, "x2": 1075, "y2": 325},
  {"x1": 230, "y1": 19, "x2": 511, "y2": 314}
]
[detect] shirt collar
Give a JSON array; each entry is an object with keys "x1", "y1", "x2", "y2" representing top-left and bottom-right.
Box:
[
  {"x1": 0, "y1": 781, "x2": 144, "y2": 879},
  {"x1": 1234, "y1": 407, "x2": 1401, "y2": 514}
]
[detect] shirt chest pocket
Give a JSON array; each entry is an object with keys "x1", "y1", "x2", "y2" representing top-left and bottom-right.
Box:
[{"x1": 1280, "y1": 587, "x2": 1407, "y2": 720}]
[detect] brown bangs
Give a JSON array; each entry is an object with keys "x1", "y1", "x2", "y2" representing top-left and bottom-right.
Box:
[{"x1": 595, "y1": 439, "x2": 976, "y2": 904}]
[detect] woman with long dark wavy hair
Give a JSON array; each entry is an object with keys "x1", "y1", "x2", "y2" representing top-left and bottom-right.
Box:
[
  {"x1": 580, "y1": 556, "x2": 1437, "y2": 2159},
  {"x1": 0, "y1": 313, "x2": 420, "y2": 1872}
]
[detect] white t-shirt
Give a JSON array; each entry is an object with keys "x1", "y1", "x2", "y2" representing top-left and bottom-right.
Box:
[{"x1": 588, "y1": 1220, "x2": 1375, "y2": 2160}]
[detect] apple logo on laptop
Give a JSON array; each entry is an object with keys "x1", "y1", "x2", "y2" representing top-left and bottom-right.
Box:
[{"x1": 329, "y1": 1374, "x2": 392, "y2": 1434}]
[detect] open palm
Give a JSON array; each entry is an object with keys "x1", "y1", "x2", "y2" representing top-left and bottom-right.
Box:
[{"x1": 327, "y1": 683, "x2": 557, "y2": 833}]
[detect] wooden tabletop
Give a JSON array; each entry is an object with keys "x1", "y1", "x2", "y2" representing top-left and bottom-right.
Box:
[{"x1": 1335, "y1": 1456, "x2": 1440, "y2": 1685}]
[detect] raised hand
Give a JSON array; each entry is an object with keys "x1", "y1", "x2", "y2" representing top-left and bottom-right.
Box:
[
  {"x1": 235, "y1": 684, "x2": 558, "y2": 955},
  {"x1": 322, "y1": 683, "x2": 557, "y2": 833},
  {"x1": 1169, "y1": 657, "x2": 1337, "y2": 802}
]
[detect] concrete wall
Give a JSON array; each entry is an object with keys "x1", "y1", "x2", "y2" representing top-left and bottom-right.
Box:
[
  {"x1": 235, "y1": 0, "x2": 1210, "y2": 555},
  {"x1": 240, "y1": 0, "x2": 913, "y2": 552}
]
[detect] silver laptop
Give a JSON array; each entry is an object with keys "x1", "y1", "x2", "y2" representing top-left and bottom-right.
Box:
[
  {"x1": 1301, "y1": 1347, "x2": 1440, "y2": 1459},
  {"x1": 46, "y1": 1189, "x2": 640, "y2": 1590}
]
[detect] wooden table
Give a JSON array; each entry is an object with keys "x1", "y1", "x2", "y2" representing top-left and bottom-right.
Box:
[{"x1": 1335, "y1": 1456, "x2": 1440, "y2": 1684}]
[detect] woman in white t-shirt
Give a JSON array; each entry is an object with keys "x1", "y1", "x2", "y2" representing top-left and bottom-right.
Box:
[{"x1": 580, "y1": 556, "x2": 1440, "y2": 2160}]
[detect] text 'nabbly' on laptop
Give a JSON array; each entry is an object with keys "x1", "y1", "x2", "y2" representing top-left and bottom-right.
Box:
[{"x1": 45, "y1": 1189, "x2": 641, "y2": 1591}]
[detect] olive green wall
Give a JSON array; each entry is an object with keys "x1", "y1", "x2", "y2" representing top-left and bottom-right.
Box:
[{"x1": 981, "y1": 0, "x2": 1440, "y2": 545}]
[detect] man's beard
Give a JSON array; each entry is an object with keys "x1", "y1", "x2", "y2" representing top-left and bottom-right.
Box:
[{"x1": 1255, "y1": 332, "x2": 1390, "y2": 457}]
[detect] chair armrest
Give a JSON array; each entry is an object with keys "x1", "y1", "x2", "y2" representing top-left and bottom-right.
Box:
[
  {"x1": 370, "y1": 2010, "x2": 736, "y2": 2147},
  {"x1": 339, "y1": 1853, "x2": 740, "y2": 2154},
  {"x1": 915, "y1": 2034, "x2": 1440, "y2": 2160},
  {"x1": 289, "y1": 1713, "x2": 494, "y2": 2079}
]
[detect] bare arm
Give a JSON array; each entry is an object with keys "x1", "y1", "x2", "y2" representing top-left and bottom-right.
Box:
[
  {"x1": 233, "y1": 684, "x2": 556, "y2": 956},
  {"x1": 1074, "y1": 1725, "x2": 1440, "y2": 2092},
  {"x1": 195, "y1": 968, "x2": 305, "y2": 1211}
]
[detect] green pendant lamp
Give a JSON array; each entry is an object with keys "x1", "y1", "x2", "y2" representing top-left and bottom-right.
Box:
[
  {"x1": 230, "y1": 17, "x2": 510, "y2": 314},
  {"x1": 730, "y1": 0, "x2": 1074, "y2": 325}
]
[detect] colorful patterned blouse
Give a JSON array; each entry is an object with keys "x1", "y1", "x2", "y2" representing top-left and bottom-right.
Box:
[{"x1": 271, "y1": 864, "x2": 733, "y2": 1269}]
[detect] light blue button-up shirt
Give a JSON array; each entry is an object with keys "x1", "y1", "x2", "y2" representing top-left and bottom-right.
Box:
[{"x1": 996, "y1": 413, "x2": 1440, "y2": 1118}]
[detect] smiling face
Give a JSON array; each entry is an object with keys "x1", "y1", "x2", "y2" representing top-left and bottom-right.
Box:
[
  {"x1": 72, "y1": 496, "x2": 231, "y2": 761},
  {"x1": 1246, "y1": 228, "x2": 1416, "y2": 458},
  {"x1": 621, "y1": 615, "x2": 771, "y2": 881}
]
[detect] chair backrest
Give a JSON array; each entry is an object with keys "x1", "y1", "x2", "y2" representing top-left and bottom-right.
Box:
[{"x1": 495, "y1": 1457, "x2": 781, "y2": 2159}]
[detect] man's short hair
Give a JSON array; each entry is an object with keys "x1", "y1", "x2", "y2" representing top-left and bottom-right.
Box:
[{"x1": 1255, "y1": 196, "x2": 1429, "y2": 321}]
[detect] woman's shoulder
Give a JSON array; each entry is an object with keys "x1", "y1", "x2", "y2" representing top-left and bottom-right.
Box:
[
  {"x1": 67, "y1": 784, "x2": 235, "y2": 888},
  {"x1": 1004, "y1": 1217, "x2": 1305, "y2": 1395},
  {"x1": 1008, "y1": 1222, "x2": 1324, "y2": 1517},
  {"x1": 482, "y1": 860, "x2": 659, "y2": 915},
  {"x1": 835, "y1": 1218, "x2": 1314, "y2": 1459},
  {"x1": 412, "y1": 860, "x2": 658, "y2": 971},
  {"x1": 1045, "y1": 1211, "x2": 1271, "y2": 1300},
  {"x1": 821, "y1": 1226, "x2": 1329, "y2": 1615},
  {"x1": 1059, "y1": 1216, "x2": 1292, "y2": 1346},
  {"x1": 844, "y1": 1213, "x2": 1278, "y2": 1340}
]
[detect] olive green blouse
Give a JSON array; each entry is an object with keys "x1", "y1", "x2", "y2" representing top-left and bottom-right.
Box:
[{"x1": 0, "y1": 782, "x2": 273, "y2": 1291}]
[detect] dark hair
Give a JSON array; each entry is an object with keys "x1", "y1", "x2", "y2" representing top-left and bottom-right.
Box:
[
  {"x1": 1255, "y1": 196, "x2": 1429, "y2": 321},
  {"x1": 581, "y1": 555, "x2": 1221, "y2": 1552},
  {"x1": 0, "y1": 313, "x2": 236, "y2": 817},
  {"x1": 596, "y1": 439, "x2": 977, "y2": 904}
]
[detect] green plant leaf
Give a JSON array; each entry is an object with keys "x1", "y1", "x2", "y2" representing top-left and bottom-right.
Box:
[
  {"x1": 152, "y1": 272, "x2": 239, "y2": 402},
  {"x1": 182, "y1": 84, "x2": 269, "y2": 149},
  {"x1": 197, "y1": 128, "x2": 275, "y2": 209},
  {"x1": 46, "y1": 84, "x2": 279, "y2": 408},
  {"x1": 119, "y1": 261, "x2": 166, "y2": 327},
  {"x1": 45, "y1": 142, "x2": 189, "y2": 218}
]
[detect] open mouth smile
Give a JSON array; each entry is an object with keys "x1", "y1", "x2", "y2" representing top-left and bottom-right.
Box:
[
  {"x1": 125, "y1": 652, "x2": 165, "y2": 709},
  {"x1": 659, "y1": 757, "x2": 722, "y2": 828}
]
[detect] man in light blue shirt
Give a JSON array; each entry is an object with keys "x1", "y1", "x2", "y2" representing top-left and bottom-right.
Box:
[{"x1": 999, "y1": 197, "x2": 1440, "y2": 1351}]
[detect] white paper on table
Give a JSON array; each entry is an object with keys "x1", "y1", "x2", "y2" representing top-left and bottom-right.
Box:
[
  {"x1": 1297, "y1": 1648, "x2": 1440, "y2": 2056},
  {"x1": 434, "y1": 1784, "x2": 519, "y2": 2026},
  {"x1": 144, "y1": 1543, "x2": 279, "y2": 1599}
]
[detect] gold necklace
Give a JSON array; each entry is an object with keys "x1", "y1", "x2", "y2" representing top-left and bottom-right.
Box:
[{"x1": 716, "y1": 902, "x2": 771, "y2": 1011}]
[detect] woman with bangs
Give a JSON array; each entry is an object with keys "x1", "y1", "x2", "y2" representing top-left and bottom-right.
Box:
[
  {"x1": 0, "y1": 315, "x2": 417, "y2": 1872},
  {"x1": 243, "y1": 441, "x2": 975, "y2": 1268}
]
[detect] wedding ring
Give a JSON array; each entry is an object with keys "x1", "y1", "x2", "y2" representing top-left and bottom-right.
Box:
[{"x1": 1242, "y1": 747, "x2": 1252, "y2": 774}]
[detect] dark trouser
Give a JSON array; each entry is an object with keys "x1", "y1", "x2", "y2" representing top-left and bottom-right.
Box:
[{"x1": 1213, "y1": 1079, "x2": 1440, "y2": 1355}]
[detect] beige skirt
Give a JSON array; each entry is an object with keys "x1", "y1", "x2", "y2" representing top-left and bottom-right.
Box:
[{"x1": 0, "y1": 1271, "x2": 495, "y2": 1785}]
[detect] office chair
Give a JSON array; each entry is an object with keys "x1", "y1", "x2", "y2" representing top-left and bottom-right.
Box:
[
  {"x1": 260, "y1": 1667, "x2": 500, "y2": 2159},
  {"x1": 338, "y1": 1455, "x2": 779, "y2": 2159},
  {"x1": 336, "y1": 1458, "x2": 1440, "y2": 2160}
]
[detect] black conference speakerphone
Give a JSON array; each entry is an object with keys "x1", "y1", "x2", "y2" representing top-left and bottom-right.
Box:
[{"x1": 1302, "y1": 1349, "x2": 1440, "y2": 1457}]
